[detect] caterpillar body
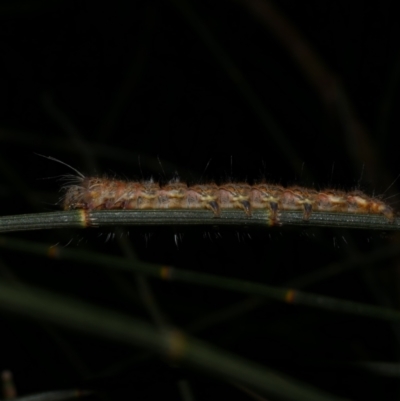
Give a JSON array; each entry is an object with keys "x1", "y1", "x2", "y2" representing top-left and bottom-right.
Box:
[{"x1": 62, "y1": 176, "x2": 395, "y2": 223}]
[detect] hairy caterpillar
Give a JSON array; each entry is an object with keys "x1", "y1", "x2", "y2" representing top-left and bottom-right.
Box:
[
  {"x1": 40, "y1": 155, "x2": 394, "y2": 224},
  {"x1": 61, "y1": 176, "x2": 395, "y2": 223}
]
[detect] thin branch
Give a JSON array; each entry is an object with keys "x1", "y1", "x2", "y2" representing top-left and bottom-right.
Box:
[
  {"x1": 0, "y1": 209, "x2": 398, "y2": 233},
  {"x1": 8, "y1": 390, "x2": 91, "y2": 401},
  {"x1": 0, "y1": 281, "x2": 347, "y2": 401},
  {"x1": 116, "y1": 227, "x2": 170, "y2": 329},
  {"x1": 2, "y1": 236, "x2": 400, "y2": 322}
]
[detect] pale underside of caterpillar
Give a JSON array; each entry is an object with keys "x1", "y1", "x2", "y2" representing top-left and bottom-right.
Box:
[{"x1": 62, "y1": 176, "x2": 395, "y2": 223}]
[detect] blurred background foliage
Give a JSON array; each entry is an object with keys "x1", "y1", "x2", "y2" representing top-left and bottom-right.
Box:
[{"x1": 1, "y1": 1, "x2": 400, "y2": 400}]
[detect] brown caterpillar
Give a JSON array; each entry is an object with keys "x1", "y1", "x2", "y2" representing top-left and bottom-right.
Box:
[
  {"x1": 61, "y1": 176, "x2": 395, "y2": 223},
  {"x1": 41, "y1": 155, "x2": 394, "y2": 223}
]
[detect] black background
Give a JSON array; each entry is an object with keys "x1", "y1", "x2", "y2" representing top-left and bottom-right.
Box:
[{"x1": 1, "y1": 1, "x2": 400, "y2": 400}]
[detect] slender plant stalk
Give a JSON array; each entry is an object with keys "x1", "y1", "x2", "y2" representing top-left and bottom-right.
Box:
[
  {"x1": 1, "y1": 236, "x2": 399, "y2": 322},
  {"x1": 8, "y1": 390, "x2": 91, "y2": 401},
  {"x1": 0, "y1": 281, "x2": 346, "y2": 401},
  {"x1": 0, "y1": 209, "x2": 398, "y2": 233}
]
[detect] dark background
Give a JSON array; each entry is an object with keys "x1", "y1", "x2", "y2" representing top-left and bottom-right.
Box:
[{"x1": 1, "y1": 1, "x2": 400, "y2": 400}]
